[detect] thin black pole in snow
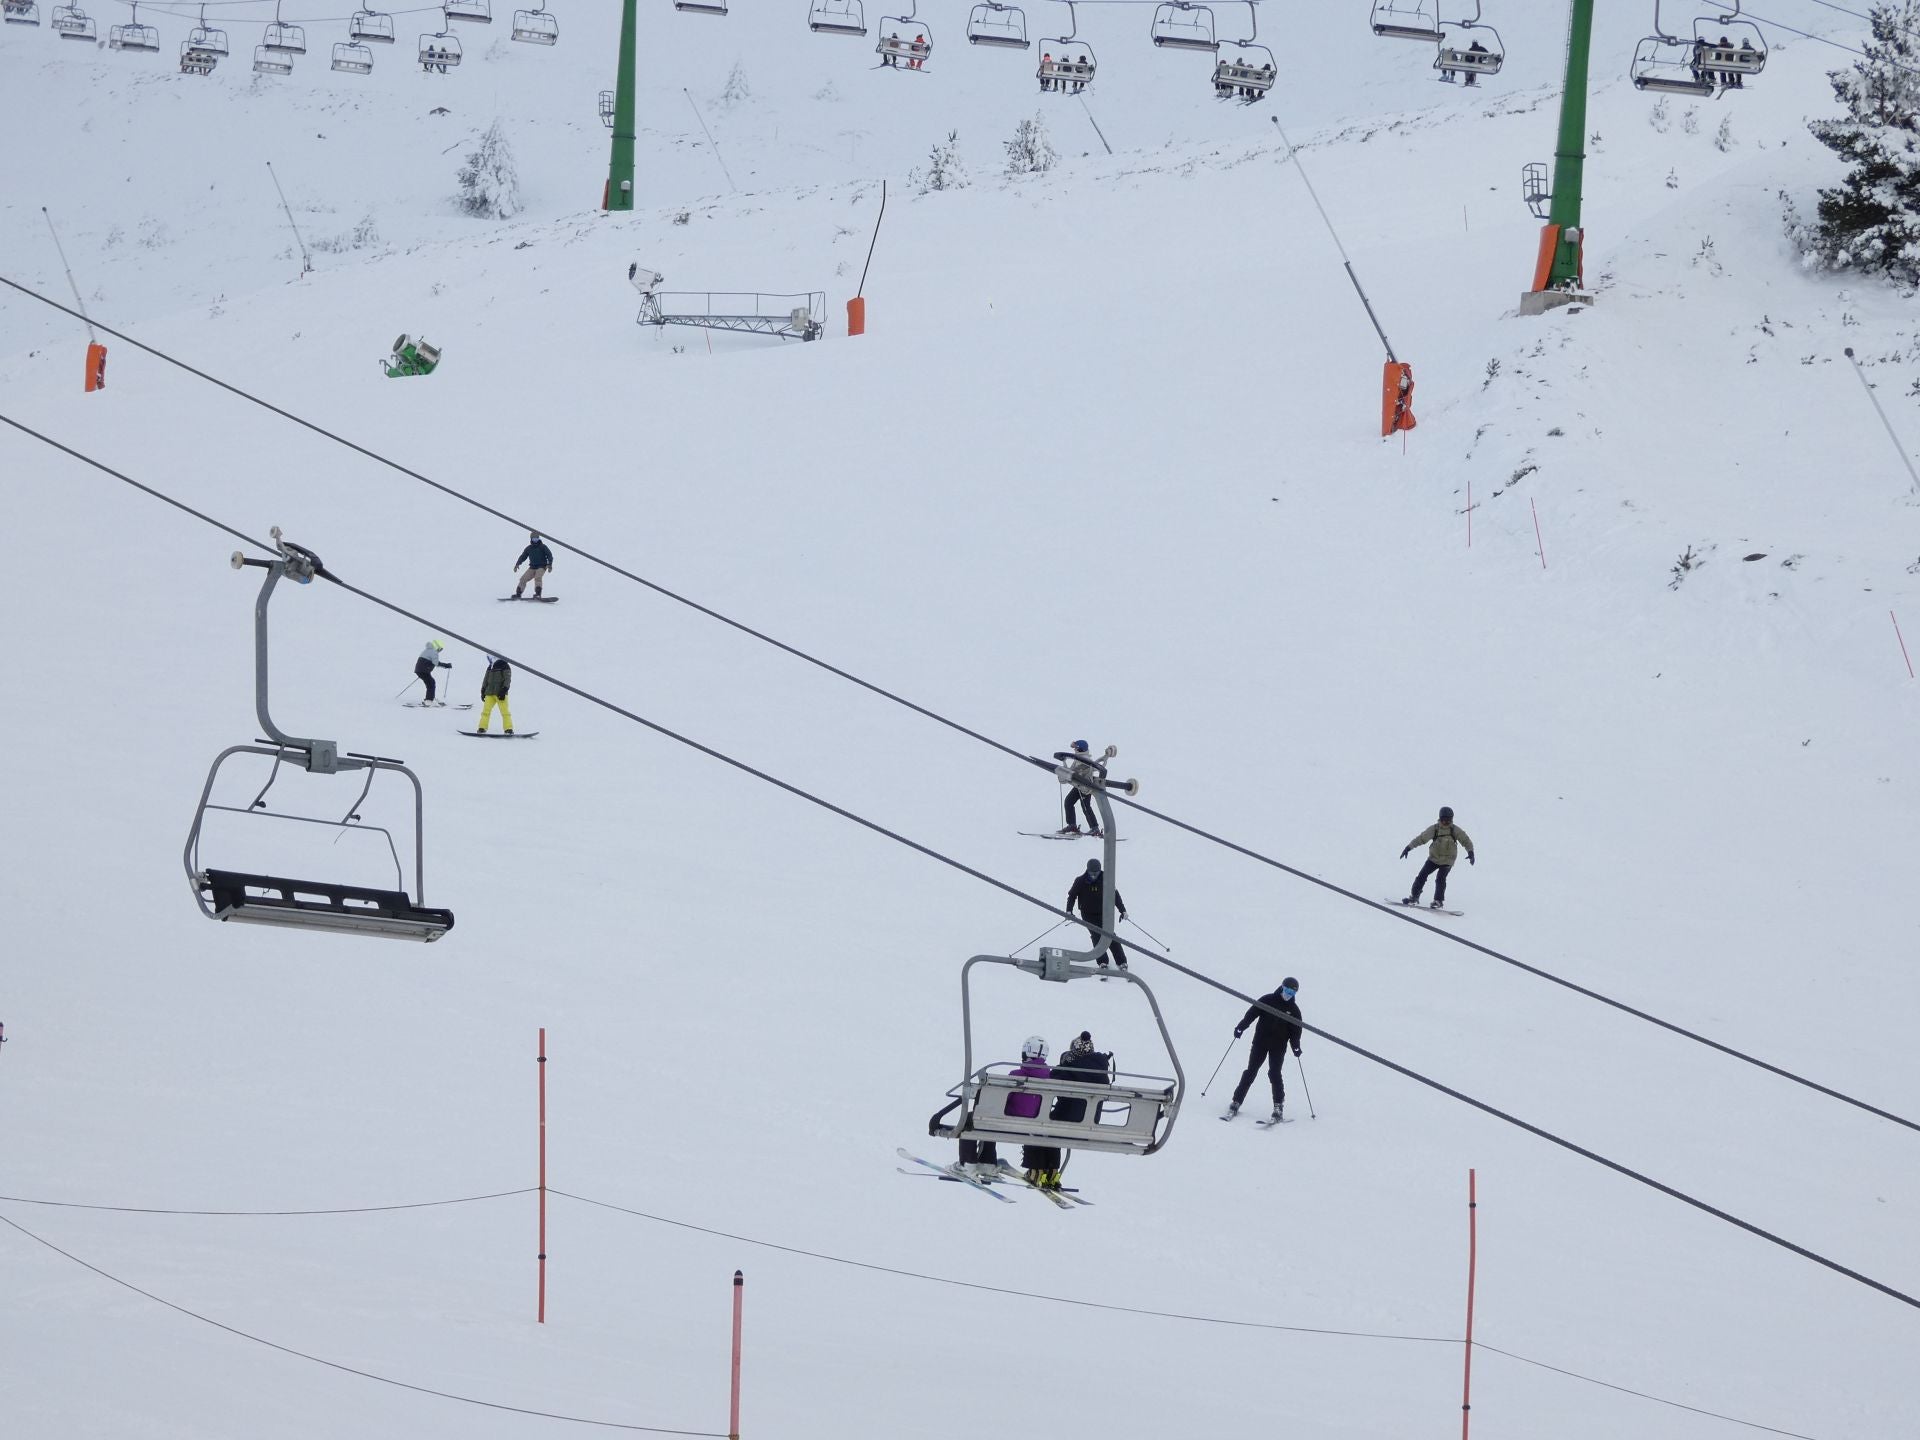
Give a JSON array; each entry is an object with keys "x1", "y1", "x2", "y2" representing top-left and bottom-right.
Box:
[
  {"x1": 682, "y1": 89, "x2": 737, "y2": 193},
  {"x1": 1844, "y1": 346, "x2": 1920, "y2": 496},
  {"x1": 1078, "y1": 96, "x2": 1113, "y2": 156},
  {"x1": 857, "y1": 179, "x2": 887, "y2": 299},
  {"x1": 266, "y1": 162, "x2": 312, "y2": 277},
  {"x1": 1270, "y1": 115, "x2": 1397, "y2": 364}
]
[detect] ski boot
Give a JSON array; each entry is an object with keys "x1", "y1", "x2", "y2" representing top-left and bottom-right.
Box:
[
  {"x1": 1430, "y1": 900, "x2": 1444, "y2": 910},
  {"x1": 1221, "y1": 1103, "x2": 1240, "y2": 1120}
]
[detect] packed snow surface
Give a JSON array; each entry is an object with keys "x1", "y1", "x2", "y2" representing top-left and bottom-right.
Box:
[{"x1": 2, "y1": 3, "x2": 1918, "y2": 1438}]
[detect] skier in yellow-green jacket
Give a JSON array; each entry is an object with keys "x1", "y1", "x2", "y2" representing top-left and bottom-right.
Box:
[{"x1": 1400, "y1": 807, "x2": 1475, "y2": 910}]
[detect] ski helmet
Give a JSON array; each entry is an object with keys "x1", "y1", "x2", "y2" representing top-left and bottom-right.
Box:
[
  {"x1": 1439, "y1": 806, "x2": 1454, "y2": 822},
  {"x1": 430, "y1": 639, "x2": 445, "y2": 652},
  {"x1": 529, "y1": 530, "x2": 541, "y2": 541},
  {"x1": 1021, "y1": 1034, "x2": 1049, "y2": 1062},
  {"x1": 1071, "y1": 739, "x2": 1090, "y2": 754}
]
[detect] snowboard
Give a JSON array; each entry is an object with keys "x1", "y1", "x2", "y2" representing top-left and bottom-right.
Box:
[
  {"x1": 1018, "y1": 831, "x2": 1128, "y2": 842},
  {"x1": 461, "y1": 730, "x2": 539, "y2": 739},
  {"x1": 499, "y1": 595, "x2": 559, "y2": 603},
  {"x1": 1386, "y1": 897, "x2": 1462, "y2": 917},
  {"x1": 404, "y1": 702, "x2": 473, "y2": 710}
]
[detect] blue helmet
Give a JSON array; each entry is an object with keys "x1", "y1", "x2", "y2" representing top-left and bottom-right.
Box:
[{"x1": 1071, "y1": 739, "x2": 1090, "y2": 753}]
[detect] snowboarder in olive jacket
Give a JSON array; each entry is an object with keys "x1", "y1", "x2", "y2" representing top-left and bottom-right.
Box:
[
  {"x1": 1401, "y1": 807, "x2": 1475, "y2": 909},
  {"x1": 477, "y1": 654, "x2": 514, "y2": 734},
  {"x1": 513, "y1": 531, "x2": 554, "y2": 599}
]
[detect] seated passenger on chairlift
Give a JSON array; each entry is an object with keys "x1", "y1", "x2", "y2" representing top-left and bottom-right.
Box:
[
  {"x1": 1013, "y1": 1035, "x2": 1063, "y2": 1186},
  {"x1": 1716, "y1": 34, "x2": 1743, "y2": 88}
]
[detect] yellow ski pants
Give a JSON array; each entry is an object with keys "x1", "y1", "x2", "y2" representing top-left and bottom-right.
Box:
[{"x1": 479, "y1": 696, "x2": 513, "y2": 732}]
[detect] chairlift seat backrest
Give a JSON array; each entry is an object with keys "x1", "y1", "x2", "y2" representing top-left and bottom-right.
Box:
[
  {"x1": 445, "y1": 0, "x2": 491, "y2": 21},
  {"x1": 1700, "y1": 42, "x2": 1763, "y2": 75},
  {"x1": 1436, "y1": 45, "x2": 1502, "y2": 76},
  {"x1": 199, "y1": 869, "x2": 454, "y2": 942},
  {"x1": 188, "y1": 22, "x2": 227, "y2": 53},
  {"x1": 950, "y1": 1069, "x2": 1176, "y2": 1154},
  {"x1": 332, "y1": 40, "x2": 373, "y2": 72},
  {"x1": 262, "y1": 21, "x2": 305, "y2": 53},
  {"x1": 966, "y1": 2, "x2": 1027, "y2": 47},
  {"x1": 110, "y1": 22, "x2": 160, "y2": 51},
  {"x1": 809, "y1": 0, "x2": 867, "y2": 36},
  {"x1": 253, "y1": 45, "x2": 293, "y2": 74},
  {"x1": 53, "y1": 4, "x2": 93, "y2": 38},
  {"x1": 180, "y1": 43, "x2": 219, "y2": 72}
]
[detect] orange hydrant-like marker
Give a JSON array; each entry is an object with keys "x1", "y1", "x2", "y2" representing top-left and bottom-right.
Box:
[
  {"x1": 537, "y1": 1027, "x2": 548, "y2": 1324},
  {"x1": 729, "y1": 1270, "x2": 745, "y2": 1440}
]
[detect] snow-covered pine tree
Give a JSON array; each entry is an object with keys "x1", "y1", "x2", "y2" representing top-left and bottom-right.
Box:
[
  {"x1": 1805, "y1": 0, "x2": 1920, "y2": 284},
  {"x1": 721, "y1": 60, "x2": 751, "y2": 107},
  {"x1": 911, "y1": 130, "x2": 970, "y2": 193},
  {"x1": 1004, "y1": 113, "x2": 1059, "y2": 176},
  {"x1": 456, "y1": 119, "x2": 522, "y2": 220}
]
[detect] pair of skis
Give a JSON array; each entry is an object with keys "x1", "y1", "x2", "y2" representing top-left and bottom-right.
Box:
[
  {"x1": 403, "y1": 701, "x2": 474, "y2": 710},
  {"x1": 1220, "y1": 1108, "x2": 1293, "y2": 1127},
  {"x1": 896, "y1": 1149, "x2": 1091, "y2": 1208}
]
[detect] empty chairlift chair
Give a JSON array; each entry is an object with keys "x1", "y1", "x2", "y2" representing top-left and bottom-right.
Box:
[
  {"x1": 183, "y1": 533, "x2": 456, "y2": 944},
  {"x1": 511, "y1": 2, "x2": 558, "y2": 44},
  {"x1": 444, "y1": 0, "x2": 491, "y2": 22},
  {"x1": 186, "y1": 6, "x2": 227, "y2": 54},
  {"x1": 262, "y1": 1, "x2": 306, "y2": 54},
  {"x1": 51, "y1": 1, "x2": 93, "y2": 38},
  {"x1": 1370, "y1": 0, "x2": 1442, "y2": 42},
  {"x1": 108, "y1": 1, "x2": 159, "y2": 50},
  {"x1": 1629, "y1": 32, "x2": 1715, "y2": 95},
  {"x1": 3, "y1": 1, "x2": 42, "y2": 27},
  {"x1": 253, "y1": 43, "x2": 293, "y2": 73},
  {"x1": 674, "y1": 0, "x2": 729, "y2": 13},
  {"x1": 967, "y1": 1, "x2": 1028, "y2": 48},
  {"x1": 332, "y1": 40, "x2": 374, "y2": 73},
  {"x1": 350, "y1": 7, "x2": 396, "y2": 43},
  {"x1": 809, "y1": 0, "x2": 867, "y2": 37},
  {"x1": 1150, "y1": 1, "x2": 1217, "y2": 53}
]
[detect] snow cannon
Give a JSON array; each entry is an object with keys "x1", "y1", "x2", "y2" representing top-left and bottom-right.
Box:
[{"x1": 384, "y1": 334, "x2": 441, "y2": 378}]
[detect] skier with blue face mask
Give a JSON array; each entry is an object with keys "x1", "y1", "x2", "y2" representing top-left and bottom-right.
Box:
[{"x1": 1222, "y1": 977, "x2": 1302, "y2": 1124}]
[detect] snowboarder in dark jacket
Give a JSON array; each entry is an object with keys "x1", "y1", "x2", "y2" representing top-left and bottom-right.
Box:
[
  {"x1": 1066, "y1": 858, "x2": 1128, "y2": 970},
  {"x1": 1224, "y1": 978, "x2": 1301, "y2": 1121},
  {"x1": 477, "y1": 653, "x2": 514, "y2": 734},
  {"x1": 1401, "y1": 806, "x2": 1475, "y2": 909},
  {"x1": 513, "y1": 531, "x2": 554, "y2": 599}
]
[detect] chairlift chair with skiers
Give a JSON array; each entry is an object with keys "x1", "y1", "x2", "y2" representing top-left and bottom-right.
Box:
[
  {"x1": 967, "y1": 1, "x2": 1028, "y2": 48},
  {"x1": 262, "y1": 1, "x2": 306, "y2": 54},
  {"x1": 108, "y1": 2, "x2": 160, "y2": 51},
  {"x1": 809, "y1": 0, "x2": 867, "y2": 36},
  {"x1": 1211, "y1": 3, "x2": 1273, "y2": 101},
  {"x1": 1630, "y1": 0, "x2": 1750, "y2": 96},
  {"x1": 1037, "y1": 1, "x2": 1094, "y2": 91},
  {"x1": 511, "y1": 2, "x2": 557, "y2": 44},
  {"x1": 180, "y1": 40, "x2": 219, "y2": 73},
  {"x1": 51, "y1": 2, "x2": 94, "y2": 39},
  {"x1": 1370, "y1": 0, "x2": 1442, "y2": 42},
  {"x1": 1150, "y1": 1, "x2": 1217, "y2": 52},
  {"x1": 4, "y1": 1, "x2": 42, "y2": 27},
  {"x1": 183, "y1": 532, "x2": 455, "y2": 943},
  {"x1": 444, "y1": 0, "x2": 491, "y2": 22},
  {"x1": 350, "y1": 7, "x2": 396, "y2": 43},
  {"x1": 875, "y1": 1, "x2": 931, "y2": 68},
  {"x1": 1691, "y1": 4, "x2": 1765, "y2": 85},
  {"x1": 928, "y1": 752, "x2": 1186, "y2": 1162},
  {"x1": 419, "y1": 15, "x2": 463, "y2": 72},
  {"x1": 675, "y1": 0, "x2": 729, "y2": 13},
  {"x1": 1434, "y1": 1, "x2": 1503, "y2": 82},
  {"x1": 332, "y1": 39, "x2": 374, "y2": 73}
]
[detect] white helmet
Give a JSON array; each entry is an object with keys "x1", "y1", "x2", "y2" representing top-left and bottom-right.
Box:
[{"x1": 1021, "y1": 1034, "x2": 1048, "y2": 1062}]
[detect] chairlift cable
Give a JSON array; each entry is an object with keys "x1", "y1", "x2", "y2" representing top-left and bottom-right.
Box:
[
  {"x1": 0, "y1": 272, "x2": 1914, "y2": 1142},
  {"x1": 5, "y1": 410, "x2": 1919, "y2": 1317},
  {"x1": 0, "y1": 1211, "x2": 730, "y2": 1436},
  {"x1": 0, "y1": 1186, "x2": 535, "y2": 1216}
]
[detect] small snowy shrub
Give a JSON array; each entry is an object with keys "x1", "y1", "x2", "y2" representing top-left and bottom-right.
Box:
[
  {"x1": 1004, "y1": 113, "x2": 1059, "y2": 176},
  {"x1": 456, "y1": 119, "x2": 522, "y2": 220},
  {"x1": 1649, "y1": 96, "x2": 1670, "y2": 132},
  {"x1": 1666, "y1": 167, "x2": 1680, "y2": 189},
  {"x1": 721, "y1": 61, "x2": 751, "y2": 107},
  {"x1": 1714, "y1": 115, "x2": 1734, "y2": 152},
  {"x1": 1683, "y1": 105, "x2": 1701, "y2": 135}
]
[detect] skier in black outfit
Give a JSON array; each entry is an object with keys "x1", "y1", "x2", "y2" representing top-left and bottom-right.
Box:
[
  {"x1": 513, "y1": 531, "x2": 554, "y2": 599},
  {"x1": 1224, "y1": 977, "x2": 1302, "y2": 1122},
  {"x1": 1066, "y1": 858, "x2": 1128, "y2": 970},
  {"x1": 412, "y1": 638, "x2": 450, "y2": 703}
]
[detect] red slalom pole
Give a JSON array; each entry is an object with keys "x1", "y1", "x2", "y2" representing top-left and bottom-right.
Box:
[
  {"x1": 729, "y1": 1270, "x2": 745, "y2": 1439},
  {"x1": 538, "y1": 1027, "x2": 548, "y2": 1325},
  {"x1": 1461, "y1": 1169, "x2": 1478, "y2": 1439}
]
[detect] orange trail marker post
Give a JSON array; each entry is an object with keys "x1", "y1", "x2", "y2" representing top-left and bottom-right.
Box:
[
  {"x1": 729, "y1": 1270, "x2": 744, "y2": 1439},
  {"x1": 537, "y1": 1027, "x2": 548, "y2": 1324}
]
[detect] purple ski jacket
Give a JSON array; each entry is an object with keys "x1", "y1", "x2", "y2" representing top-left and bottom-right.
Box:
[{"x1": 1007, "y1": 1061, "x2": 1052, "y2": 1119}]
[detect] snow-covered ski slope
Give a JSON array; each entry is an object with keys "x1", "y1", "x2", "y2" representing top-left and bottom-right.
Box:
[{"x1": 3, "y1": 3, "x2": 1918, "y2": 1437}]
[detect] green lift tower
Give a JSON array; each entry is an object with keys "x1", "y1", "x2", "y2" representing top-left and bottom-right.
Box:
[
  {"x1": 1521, "y1": 0, "x2": 1596, "y2": 315},
  {"x1": 604, "y1": 0, "x2": 638, "y2": 211}
]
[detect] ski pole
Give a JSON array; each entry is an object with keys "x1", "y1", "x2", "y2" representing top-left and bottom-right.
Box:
[
  {"x1": 1295, "y1": 1053, "x2": 1316, "y2": 1120},
  {"x1": 1123, "y1": 915, "x2": 1170, "y2": 951},
  {"x1": 1009, "y1": 918, "x2": 1069, "y2": 957},
  {"x1": 395, "y1": 676, "x2": 422, "y2": 700},
  {"x1": 1199, "y1": 1035, "x2": 1237, "y2": 1097}
]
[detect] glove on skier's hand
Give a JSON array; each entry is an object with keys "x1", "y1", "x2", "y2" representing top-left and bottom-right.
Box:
[
  {"x1": 1468, "y1": 854, "x2": 1476, "y2": 866},
  {"x1": 1400, "y1": 848, "x2": 1410, "y2": 859},
  {"x1": 1234, "y1": 1026, "x2": 1245, "y2": 1039},
  {"x1": 1291, "y1": 1045, "x2": 1301, "y2": 1057}
]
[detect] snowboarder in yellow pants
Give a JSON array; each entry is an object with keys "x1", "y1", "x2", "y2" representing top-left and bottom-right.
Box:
[{"x1": 478, "y1": 654, "x2": 514, "y2": 734}]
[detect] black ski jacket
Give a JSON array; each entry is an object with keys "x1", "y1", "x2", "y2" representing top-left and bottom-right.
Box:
[
  {"x1": 482, "y1": 659, "x2": 512, "y2": 699},
  {"x1": 1237, "y1": 991, "x2": 1302, "y2": 1049},
  {"x1": 1066, "y1": 872, "x2": 1126, "y2": 921},
  {"x1": 1049, "y1": 1048, "x2": 1114, "y2": 1126},
  {"x1": 517, "y1": 540, "x2": 555, "y2": 571}
]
